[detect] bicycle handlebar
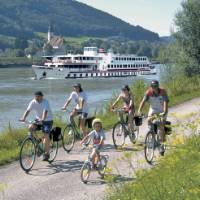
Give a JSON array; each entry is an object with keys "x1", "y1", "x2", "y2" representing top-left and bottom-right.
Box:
[{"x1": 19, "y1": 120, "x2": 42, "y2": 125}]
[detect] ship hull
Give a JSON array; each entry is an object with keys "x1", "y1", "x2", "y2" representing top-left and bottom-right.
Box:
[{"x1": 32, "y1": 65, "x2": 157, "y2": 80}]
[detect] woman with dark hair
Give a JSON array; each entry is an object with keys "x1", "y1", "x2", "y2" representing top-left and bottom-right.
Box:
[
  {"x1": 62, "y1": 83, "x2": 88, "y2": 137},
  {"x1": 111, "y1": 85, "x2": 135, "y2": 134}
]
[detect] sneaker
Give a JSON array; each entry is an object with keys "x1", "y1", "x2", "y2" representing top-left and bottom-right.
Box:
[
  {"x1": 42, "y1": 153, "x2": 50, "y2": 161},
  {"x1": 81, "y1": 143, "x2": 87, "y2": 150}
]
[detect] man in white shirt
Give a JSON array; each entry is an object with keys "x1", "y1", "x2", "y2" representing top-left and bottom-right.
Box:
[{"x1": 20, "y1": 91, "x2": 53, "y2": 161}]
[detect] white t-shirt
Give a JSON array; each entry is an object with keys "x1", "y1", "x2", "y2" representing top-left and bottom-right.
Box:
[
  {"x1": 70, "y1": 91, "x2": 89, "y2": 113},
  {"x1": 88, "y1": 130, "x2": 105, "y2": 144},
  {"x1": 26, "y1": 99, "x2": 53, "y2": 121}
]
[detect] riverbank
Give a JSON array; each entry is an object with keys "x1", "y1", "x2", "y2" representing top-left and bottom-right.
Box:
[
  {"x1": 0, "y1": 57, "x2": 32, "y2": 67},
  {"x1": 1, "y1": 76, "x2": 200, "y2": 166}
]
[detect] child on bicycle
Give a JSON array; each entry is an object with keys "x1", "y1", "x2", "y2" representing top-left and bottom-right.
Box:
[{"x1": 80, "y1": 118, "x2": 105, "y2": 169}]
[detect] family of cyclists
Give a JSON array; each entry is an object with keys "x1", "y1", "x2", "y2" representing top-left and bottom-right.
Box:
[{"x1": 19, "y1": 79, "x2": 169, "y2": 165}]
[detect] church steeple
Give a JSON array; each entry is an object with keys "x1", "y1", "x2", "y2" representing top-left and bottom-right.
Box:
[{"x1": 48, "y1": 25, "x2": 51, "y2": 42}]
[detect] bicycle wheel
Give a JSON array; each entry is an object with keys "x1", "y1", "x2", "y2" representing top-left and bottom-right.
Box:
[
  {"x1": 19, "y1": 137, "x2": 36, "y2": 172},
  {"x1": 144, "y1": 131, "x2": 155, "y2": 164},
  {"x1": 112, "y1": 122, "x2": 126, "y2": 149},
  {"x1": 48, "y1": 136, "x2": 58, "y2": 163},
  {"x1": 80, "y1": 162, "x2": 91, "y2": 184},
  {"x1": 98, "y1": 156, "x2": 108, "y2": 178},
  {"x1": 62, "y1": 125, "x2": 75, "y2": 153}
]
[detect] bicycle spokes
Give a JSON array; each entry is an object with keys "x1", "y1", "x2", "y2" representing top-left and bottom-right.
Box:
[{"x1": 19, "y1": 138, "x2": 36, "y2": 172}]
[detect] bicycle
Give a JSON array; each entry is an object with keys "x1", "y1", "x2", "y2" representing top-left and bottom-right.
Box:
[
  {"x1": 112, "y1": 108, "x2": 142, "y2": 149},
  {"x1": 61, "y1": 109, "x2": 94, "y2": 152},
  {"x1": 144, "y1": 114, "x2": 170, "y2": 164},
  {"x1": 80, "y1": 145, "x2": 109, "y2": 184},
  {"x1": 19, "y1": 120, "x2": 58, "y2": 172}
]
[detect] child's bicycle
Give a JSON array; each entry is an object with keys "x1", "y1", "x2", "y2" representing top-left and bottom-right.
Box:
[
  {"x1": 19, "y1": 120, "x2": 58, "y2": 172},
  {"x1": 80, "y1": 145, "x2": 109, "y2": 184},
  {"x1": 144, "y1": 113, "x2": 172, "y2": 164},
  {"x1": 112, "y1": 108, "x2": 143, "y2": 149},
  {"x1": 62, "y1": 109, "x2": 94, "y2": 152}
]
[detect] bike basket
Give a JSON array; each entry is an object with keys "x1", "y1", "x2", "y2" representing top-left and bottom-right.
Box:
[
  {"x1": 50, "y1": 127, "x2": 62, "y2": 141},
  {"x1": 134, "y1": 116, "x2": 143, "y2": 126},
  {"x1": 164, "y1": 121, "x2": 172, "y2": 135},
  {"x1": 85, "y1": 116, "x2": 95, "y2": 129}
]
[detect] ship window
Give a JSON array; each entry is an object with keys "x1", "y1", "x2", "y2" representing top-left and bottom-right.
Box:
[
  {"x1": 111, "y1": 65, "x2": 113, "y2": 68},
  {"x1": 67, "y1": 74, "x2": 70, "y2": 77},
  {"x1": 80, "y1": 74, "x2": 82, "y2": 77},
  {"x1": 86, "y1": 73, "x2": 88, "y2": 77},
  {"x1": 108, "y1": 64, "x2": 110, "y2": 68},
  {"x1": 119, "y1": 57, "x2": 121, "y2": 61},
  {"x1": 114, "y1": 65, "x2": 116, "y2": 68},
  {"x1": 74, "y1": 74, "x2": 76, "y2": 77},
  {"x1": 120, "y1": 64, "x2": 122, "y2": 68},
  {"x1": 116, "y1": 57, "x2": 118, "y2": 60},
  {"x1": 91, "y1": 73, "x2": 93, "y2": 77}
]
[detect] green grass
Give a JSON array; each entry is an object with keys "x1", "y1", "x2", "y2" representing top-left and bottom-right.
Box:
[
  {"x1": 35, "y1": 32, "x2": 103, "y2": 44},
  {"x1": 107, "y1": 135, "x2": 200, "y2": 200}
]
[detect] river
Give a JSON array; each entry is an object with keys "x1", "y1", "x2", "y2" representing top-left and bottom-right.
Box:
[{"x1": 0, "y1": 66, "x2": 160, "y2": 133}]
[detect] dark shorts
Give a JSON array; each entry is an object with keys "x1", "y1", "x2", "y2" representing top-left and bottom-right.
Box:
[
  {"x1": 34, "y1": 121, "x2": 53, "y2": 134},
  {"x1": 77, "y1": 111, "x2": 88, "y2": 119}
]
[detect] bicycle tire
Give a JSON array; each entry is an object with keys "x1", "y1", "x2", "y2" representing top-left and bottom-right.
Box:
[
  {"x1": 19, "y1": 137, "x2": 36, "y2": 172},
  {"x1": 62, "y1": 125, "x2": 75, "y2": 153},
  {"x1": 112, "y1": 122, "x2": 126, "y2": 149},
  {"x1": 80, "y1": 162, "x2": 91, "y2": 184},
  {"x1": 48, "y1": 136, "x2": 58, "y2": 163},
  {"x1": 97, "y1": 156, "x2": 107, "y2": 178},
  {"x1": 144, "y1": 131, "x2": 155, "y2": 164}
]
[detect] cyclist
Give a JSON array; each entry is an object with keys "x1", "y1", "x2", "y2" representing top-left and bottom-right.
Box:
[
  {"x1": 80, "y1": 118, "x2": 105, "y2": 169},
  {"x1": 62, "y1": 83, "x2": 88, "y2": 138},
  {"x1": 19, "y1": 91, "x2": 53, "y2": 161},
  {"x1": 111, "y1": 85, "x2": 135, "y2": 134},
  {"x1": 138, "y1": 80, "x2": 169, "y2": 155}
]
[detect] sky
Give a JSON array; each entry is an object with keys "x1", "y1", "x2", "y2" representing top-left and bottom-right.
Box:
[{"x1": 77, "y1": 0, "x2": 183, "y2": 36}]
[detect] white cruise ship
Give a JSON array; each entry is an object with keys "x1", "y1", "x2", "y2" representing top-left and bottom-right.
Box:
[{"x1": 32, "y1": 47, "x2": 156, "y2": 79}]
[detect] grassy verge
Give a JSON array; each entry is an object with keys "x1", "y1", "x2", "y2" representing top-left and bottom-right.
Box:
[
  {"x1": 107, "y1": 134, "x2": 200, "y2": 200},
  {"x1": 1, "y1": 76, "x2": 200, "y2": 166}
]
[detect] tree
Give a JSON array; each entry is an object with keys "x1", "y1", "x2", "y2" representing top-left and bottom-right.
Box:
[
  {"x1": 14, "y1": 38, "x2": 28, "y2": 50},
  {"x1": 174, "y1": 0, "x2": 200, "y2": 75}
]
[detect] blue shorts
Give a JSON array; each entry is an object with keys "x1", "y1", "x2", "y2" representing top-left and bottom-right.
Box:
[{"x1": 35, "y1": 121, "x2": 53, "y2": 134}]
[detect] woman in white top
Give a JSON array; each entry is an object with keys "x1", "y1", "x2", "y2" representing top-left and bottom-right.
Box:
[
  {"x1": 111, "y1": 85, "x2": 135, "y2": 133},
  {"x1": 62, "y1": 83, "x2": 88, "y2": 137}
]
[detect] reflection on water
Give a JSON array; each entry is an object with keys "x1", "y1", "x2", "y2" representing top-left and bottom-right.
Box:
[{"x1": 0, "y1": 67, "x2": 160, "y2": 132}]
